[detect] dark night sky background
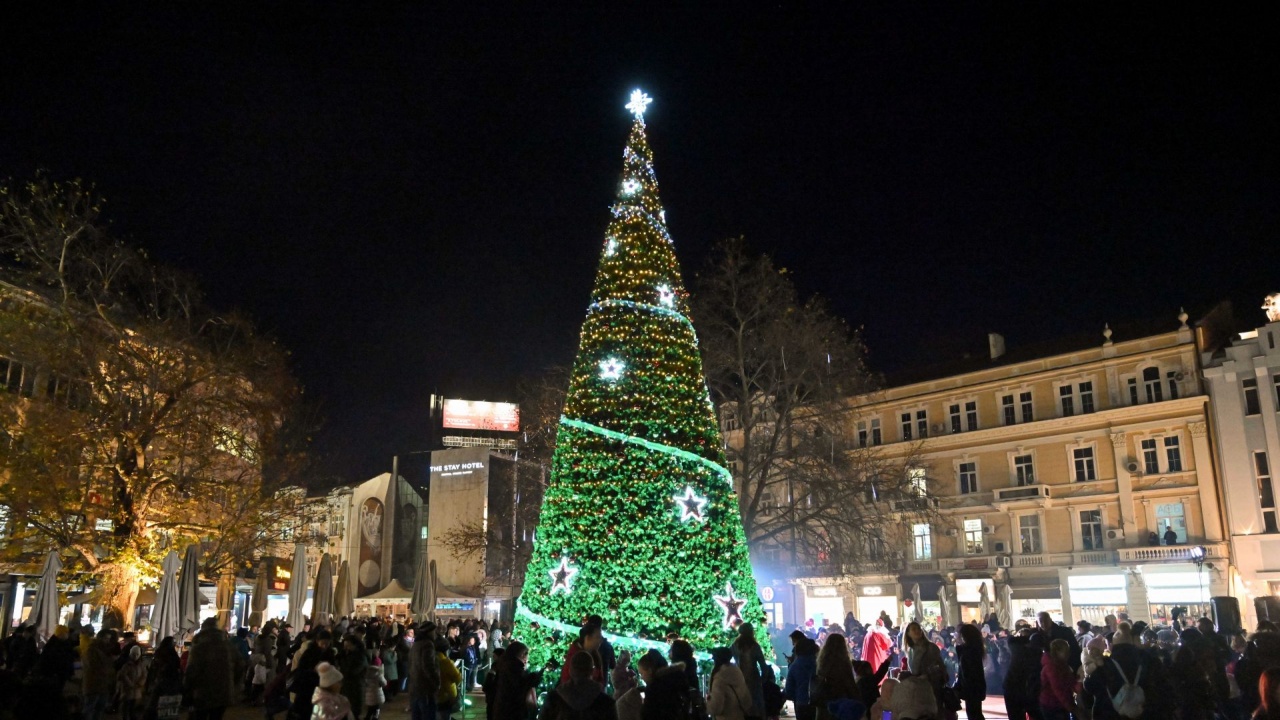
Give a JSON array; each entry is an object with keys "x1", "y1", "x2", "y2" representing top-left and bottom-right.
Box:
[{"x1": 2, "y1": 6, "x2": 1276, "y2": 481}]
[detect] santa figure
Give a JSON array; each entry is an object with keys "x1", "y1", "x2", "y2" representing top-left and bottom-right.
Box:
[{"x1": 861, "y1": 617, "x2": 893, "y2": 673}]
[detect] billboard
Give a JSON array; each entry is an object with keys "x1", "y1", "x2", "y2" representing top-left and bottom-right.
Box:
[{"x1": 441, "y1": 399, "x2": 520, "y2": 432}]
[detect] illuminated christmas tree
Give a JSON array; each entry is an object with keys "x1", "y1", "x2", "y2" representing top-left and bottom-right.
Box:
[{"x1": 514, "y1": 91, "x2": 766, "y2": 665}]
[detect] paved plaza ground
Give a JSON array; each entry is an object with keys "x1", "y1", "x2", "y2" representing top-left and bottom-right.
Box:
[{"x1": 218, "y1": 688, "x2": 1011, "y2": 720}]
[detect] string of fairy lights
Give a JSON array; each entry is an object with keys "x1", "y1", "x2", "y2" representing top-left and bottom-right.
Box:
[{"x1": 512, "y1": 90, "x2": 766, "y2": 668}]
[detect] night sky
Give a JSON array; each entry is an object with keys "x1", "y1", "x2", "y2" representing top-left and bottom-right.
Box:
[{"x1": 2, "y1": 6, "x2": 1275, "y2": 480}]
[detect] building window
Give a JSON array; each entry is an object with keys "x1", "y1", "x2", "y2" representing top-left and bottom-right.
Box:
[
  {"x1": 1128, "y1": 378, "x2": 1139, "y2": 406},
  {"x1": 1080, "y1": 509, "x2": 1104, "y2": 550},
  {"x1": 0, "y1": 357, "x2": 36, "y2": 398},
  {"x1": 1274, "y1": 376, "x2": 1280, "y2": 410},
  {"x1": 871, "y1": 419, "x2": 881, "y2": 445},
  {"x1": 913, "y1": 523, "x2": 932, "y2": 560},
  {"x1": 1080, "y1": 381, "x2": 1095, "y2": 414},
  {"x1": 1167, "y1": 371, "x2": 1180, "y2": 400},
  {"x1": 1143, "y1": 367, "x2": 1164, "y2": 403},
  {"x1": 963, "y1": 518, "x2": 984, "y2": 555},
  {"x1": 760, "y1": 492, "x2": 776, "y2": 516},
  {"x1": 1155, "y1": 502, "x2": 1187, "y2": 544},
  {"x1": 857, "y1": 421, "x2": 869, "y2": 448},
  {"x1": 1059, "y1": 385, "x2": 1075, "y2": 417},
  {"x1": 1073, "y1": 447, "x2": 1097, "y2": 482},
  {"x1": 949, "y1": 404, "x2": 962, "y2": 434},
  {"x1": 1141, "y1": 439, "x2": 1160, "y2": 475},
  {"x1": 1164, "y1": 436, "x2": 1183, "y2": 472},
  {"x1": 1014, "y1": 454, "x2": 1035, "y2": 486},
  {"x1": 909, "y1": 467, "x2": 928, "y2": 496},
  {"x1": 958, "y1": 462, "x2": 978, "y2": 494},
  {"x1": 916, "y1": 410, "x2": 928, "y2": 438},
  {"x1": 1245, "y1": 379, "x2": 1261, "y2": 415},
  {"x1": 1001, "y1": 394, "x2": 1016, "y2": 425},
  {"x1": 901, "y1": 412, "x2": 912, "y2": 441},
  {"x1": 1257, "y1": 452, "x2": 1278, "y2": 533},
  {"x1": 1019, "y1": 515, "x2": 1042, "y2": 554},
  {"x1": 965, "y1": 401, "x2": 978, "y2": 431},
  {"x1": 1020, "y1": 391, "x2": 1034, "y2": 422}
]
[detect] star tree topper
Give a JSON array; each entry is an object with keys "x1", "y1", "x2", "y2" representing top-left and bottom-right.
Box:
[
  {"x1": 715, "y1": 581, "x2": 745, "y2": 629},
  {"x1": 673, "y1": 486, "x2": 708, "y2": 523},
  {"x1": 548, "y1": 555, "x2": 579, "y2": 595},
  {"x1": 626, "y1": 89, "x2": 652, "y2": 119}
]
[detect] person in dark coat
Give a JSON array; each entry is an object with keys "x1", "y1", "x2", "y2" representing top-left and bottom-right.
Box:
[
  {"x1": 1035, "y1": 612, "x2": 1081, "y2": 671},
  {"x1": 21, "y1": 626, "x2": 76, "y2": 720},
  {"x1": 540, "y1": 650, "x2": 617, "y2": 720},
  {"x1": 1002, "y1": 629, "x2": 1042, "y2": 720},
  {"x1": 184, "y1": 618, "x2": 237, "y2": 720},
  {"x1": 144, "y1": 637, "x2": 184, "y2": 720},
  {"x1": 1238, "y1": 631, "x2": 1280, "y2": 716},
  {"x1": 289, "y1": 630, "x2": 337, "y2": 720},
  {"x1": 338, "y1": 634, "x2": 369, "y2": 718},
  {"x1": 492, "y1": 641, "x2": 542, "y2": 720},
  {"x1": 641, "y1": 656, "x2": 693, "y2": 720},
  {"x1": 784, "y1": 636, "x2": 819, "y2": 720},
  {"x1": 956, "y1": 624, "x2": 988, "y2": 720},
  {"x1": 408, "y1": 625, "x2": 442, "y2": 720}
]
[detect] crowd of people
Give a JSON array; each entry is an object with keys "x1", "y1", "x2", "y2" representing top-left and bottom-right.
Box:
[
  {"x1": 0, "y1": 614, "x2": 510, "y2": 720},
  {"x1": 9, "y1": 608, "x2": 1280, "y2": 720}
]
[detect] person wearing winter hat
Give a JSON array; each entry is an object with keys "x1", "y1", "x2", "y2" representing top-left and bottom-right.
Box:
[{"x1": 313, "y1": 662, "x2": 355, "y2": 720}]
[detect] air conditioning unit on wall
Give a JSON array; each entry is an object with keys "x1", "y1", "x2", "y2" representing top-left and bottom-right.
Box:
[
  {"x1": 1126, "y1": 460, "x2": 1141, "y2": 474},
  {"x1": 1106, "y1": 529, "x2": 1125, "y2": 541},
  {"x1": 997, "y1": 555, "x2": 1012, "y2": 568}
]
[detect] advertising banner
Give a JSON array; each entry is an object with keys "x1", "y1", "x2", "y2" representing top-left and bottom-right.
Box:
[{"x1": 441, "y1": 399, "x2": 520, "y2": 432}]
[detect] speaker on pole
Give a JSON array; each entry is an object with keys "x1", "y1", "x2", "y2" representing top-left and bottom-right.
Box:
[
  {"x1": 1256, "y1": 596, "x2": 1280, "y2": 624},
  {"x1": 1212, "y1": 595, "x2": 1242, "y2": 634}
]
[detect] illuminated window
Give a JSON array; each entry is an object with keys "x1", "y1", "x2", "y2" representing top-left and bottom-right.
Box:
[
  {"x1": 913, "y1": 523, "x2": 932, "y2": 560},
  {"x1": 963, "y1": 518, "x2": 984, "y2": 555},
  {"x1": 909, "y1": 467, "x2": 927, "y2": 496},
  {"x1": 1155, "y1": 502, "x2": 1186, "y2": 544}
]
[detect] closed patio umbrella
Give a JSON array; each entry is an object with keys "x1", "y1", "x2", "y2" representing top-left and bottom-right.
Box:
[
  {"x1": 978, "y1": 582, "x2": 991, "y2": 624},
  {"x1": 311, "y1": 554, "x2": 334, "y2": 626},
  {"x1": 998, "y1": 583, "x2": 1014, "y2": 629},
  {"x1": 410, "y1": 544, "x2": 431, "y2": 622},
  {"x1": 247, "y1": 559, "x2": 269, "y2": 629},
  {"x1": 177, "y1": 544, "x2": 202, "y2": 637},
  {"x1": 152, "y1": 550, "x2": 182, "y2": 642},
  {"x1": 911, "y1": 583, "x2": 923, "y2": 624},
  {"x1": 937, "y1": 585, "x2": 952, "y2": 627},
  {"x1": 28, "y1": 551, "x2": 63, "y2": 641},
  {"x1": 334, "y1": 560, "x2": 354, "y2": 621},
  {"x1": 286, "y1": 543, "x2": 307, "y2": 631}
]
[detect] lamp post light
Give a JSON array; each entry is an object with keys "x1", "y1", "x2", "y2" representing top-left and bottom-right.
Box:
[{"x1": 1190, "y1": 545, "x2": 1208, "y2": 616}]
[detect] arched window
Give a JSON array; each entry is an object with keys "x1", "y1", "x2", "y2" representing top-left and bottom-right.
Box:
[{"x1": 1142, "y1": 366, "x2": 1164, "y2": 403}]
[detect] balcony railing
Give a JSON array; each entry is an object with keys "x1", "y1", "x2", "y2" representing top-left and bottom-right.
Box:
[
  {"x1": 993, "y1": 484, "x2": 1051, "y2": 502},
  {"x1": 1116, "y1": 542, "x2": 1228, "y2": 563}
]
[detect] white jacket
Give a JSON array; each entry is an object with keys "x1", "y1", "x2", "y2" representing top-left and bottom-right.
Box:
[{"x1": 707, "y1": 665, "x2": 754, "y2": 720}]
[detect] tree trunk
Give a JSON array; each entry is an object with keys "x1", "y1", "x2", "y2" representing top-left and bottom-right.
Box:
[{"x1": 97, "y1": 562, "x2": 140, "y2": 630}]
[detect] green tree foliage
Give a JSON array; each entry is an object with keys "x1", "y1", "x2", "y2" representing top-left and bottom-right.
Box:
[{"x1": 513, "y1": 106, "x2": 767, "y2": 665}]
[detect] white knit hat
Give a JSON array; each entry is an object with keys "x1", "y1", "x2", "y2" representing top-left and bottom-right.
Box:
[{"x1": 316, "y1": 661, "x2": 343, "y2": 688}]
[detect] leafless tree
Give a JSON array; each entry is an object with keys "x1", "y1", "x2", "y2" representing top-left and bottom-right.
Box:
[{"x1": 692, "y1": 238, "x2": 938, "y2": 575}]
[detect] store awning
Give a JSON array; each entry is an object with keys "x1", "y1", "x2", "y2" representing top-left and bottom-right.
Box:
[
  {"x1": 1010, "y1": 585, "x2": 1061, "y2": 600},
  {"x1": 898, "y1": 575, "x2": 943, "y2": 598}
]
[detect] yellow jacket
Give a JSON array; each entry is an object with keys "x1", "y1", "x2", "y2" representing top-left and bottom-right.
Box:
[{"x1": 437, "y1": 652, "x2": 462, "y2": 705}]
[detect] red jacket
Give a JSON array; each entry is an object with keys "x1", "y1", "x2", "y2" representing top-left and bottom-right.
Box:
[
  {"x1": 559, "y1": 642, "x2": 604, "y2": 686},
  {"x1": 1039, "y1": 654, "x2": 1079, "y2": 712}
]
